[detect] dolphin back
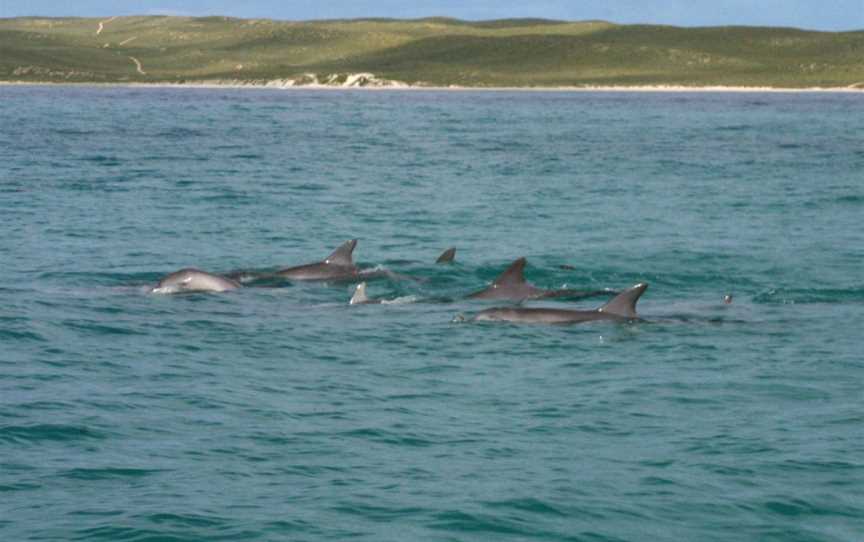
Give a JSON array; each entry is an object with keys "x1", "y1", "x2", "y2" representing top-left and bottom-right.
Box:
[
  {"x1": 324, "y1": 239, "x2": 358, "y2": 266},
  {"x1": 598, "y1": 283, "x2": 648, "y2": 319},
  {"x1": 436, "y1": 247, "x2": 456, "y2": 264},
  {"x1": 350, "y1": 282, "x2": 370, "y2": 305},
  {"x1": 493, "y1": 257, "x2": 527, "y2": 287},
  {"x1": 151, "y1": 268, "x2": 240, "y2": 294},
  {"x1": 467, "y1": 257, "x2": 541, "y2": 300}
]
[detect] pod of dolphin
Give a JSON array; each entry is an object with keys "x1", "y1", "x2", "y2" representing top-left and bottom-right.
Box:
[{"x1": 150, "y1": 239, "x2": 649, "y2": 325}]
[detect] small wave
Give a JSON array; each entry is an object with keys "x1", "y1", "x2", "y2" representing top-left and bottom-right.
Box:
[
  {"x1": 639, "y1": 475, "x2": 679, "y2": 487},
  {"x1": 428, "y1": 510, "x2": 534, "y2": 536},
  {"x1": 62, "y1": 321, "x2": 147, "y2": 336},
  {"x1": 290, "y1": 183, "x2": 328, "y2": 191},
  {"x1": 776, "y1": 459, "x2": 859, "y2": 473},
  {"x1": 78, "y1": 155, "x2": 122, "y2": 166},
  {"x1": 13, "y1": 401, "x2": 70, "y2": 411},
  {"x1": 0, "y1": 329, "x2": 46, "y2": 342},
  {"x1": 340, "y1": 428, "x2": 434, "y2": 447},
  {"x1": 331, "y1": 502, "x2": 424, "y2": 521},
  {"x1": 73, "y1": 523, "x2": 213, "y2": 542},
  {"x1": 359, "y1": 264, "x2": 387, "y2": 275},
  {"x1": 381, "y1": 295, "x2": 419, "y2": 305},
  {"x1": 198, "y1": 193, "x2": 256, "y2": 204},
  {"x1": 761, "y1": 497, "x2": 862, "y2": 518},
  {"x1": 145, "y1": 512, "x2": 227, "y2": 528},
  {"x1": 717, "y1": 124, "x2": 754, "y2": 132},
  {"x1": 0, "y1": 482, "x2": 40, "y2": 492},
  {"x1": 43, "y1": 270, "x2": 163, "y2": 285},
  {"x1": 753, "y1": 287, "x2": 864, "y2": 304},
  {"x1": 59, "y1": 467, "x2": 166, "y2": 480},
  {"x1": 0, "y1": 424, "x2": 105, "y2": 444},
  {"x1": 53, "y1": 128, "x2": 97, "y2": 136},
  {"x1": 157, "y1": 127, "x2": 205, "y2": 138},
  {"x1": 833, "y1": 194, "x2": 864, "y2": 204},
  {"x1": 483, "y1": 497, "x2": 567, "y2": 517}
]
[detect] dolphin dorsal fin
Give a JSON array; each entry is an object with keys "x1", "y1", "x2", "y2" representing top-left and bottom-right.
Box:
[
  {"x1": 436, "y1": 247, "x2": 456, "y2": 264},
  {"x1": 599, "y1": 283, "x2": 648, "y2": 318},
  {"x1": 324, "y1": 239, "x2": 357, "y2": 266},
  {"x1": 350, "y1": 282, "x2": 369, "y2": 305},
  {"x1": 493, "y1": 257, "x2": 528, "y2": 287}
]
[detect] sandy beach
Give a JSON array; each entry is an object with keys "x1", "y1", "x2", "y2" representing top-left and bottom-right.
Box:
[{"x1": 2, "y1": 80, "x2": 864, "y2": 93}]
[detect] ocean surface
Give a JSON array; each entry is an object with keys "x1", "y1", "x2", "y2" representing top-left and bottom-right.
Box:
[{"x1": 1, "y1": 86, "x2": 862, "y2": 541}]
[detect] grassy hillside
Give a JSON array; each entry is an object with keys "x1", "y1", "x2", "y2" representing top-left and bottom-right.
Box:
[{"x1": 1, "y1": 16, "x2": 863, "y2": 87}]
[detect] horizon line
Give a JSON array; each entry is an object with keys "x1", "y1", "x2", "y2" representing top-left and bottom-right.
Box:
[{"x1": 2, "y1": 14, "x2": 862, "y2": 33}]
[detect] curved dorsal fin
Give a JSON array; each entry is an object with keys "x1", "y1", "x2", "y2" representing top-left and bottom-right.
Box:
[
  {"x1": 436, "y1": 247, "x2": 456, "y2": 264},
  {"x1": 493, "y1": 257, "x2": 527, "y2": 286},
  {"x1": 599, "y1": 283, "x2": 648, "y2": 318},
  {"x1": 324, "y1": 239, "x2": 357, "y2": 266},
  {"x1": 349, "y1": 282, "x2": 369, "y2": 305}
]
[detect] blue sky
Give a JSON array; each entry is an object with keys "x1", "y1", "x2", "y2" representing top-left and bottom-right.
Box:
[{"x1": 2, "y1": 1, "x2": 862, "y2": 31}]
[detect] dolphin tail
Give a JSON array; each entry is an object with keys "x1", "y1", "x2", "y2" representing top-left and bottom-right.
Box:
[
  {"x1": 436, "y1": 247, "x2": 456, "y2": 264},
  {"x1": 598, "y1": 283, "x2": 649, "y2": 318},
  {"x1": 325, "y1": 239, "x2": 358, "y2": 266},
  {"x1": 350, "y1": 282, "x2": 369, "y2": 305}
]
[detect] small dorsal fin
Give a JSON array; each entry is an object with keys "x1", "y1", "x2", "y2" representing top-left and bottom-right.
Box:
[
  {"x1": 493, "y1": 257, "x2": 527, "y2": 287},
  {"x1": 599, "y1": 283, "x2": 648, "y2": 318},
  {"x1": 436, "y1": 247, "x2": 456, "y2": 264},
  {"x1": 324, "y1": 239, "x2": 357, "y2": 266},
  {"x1": 349, "y1": 282, "x2": 369, "y2": 305}
]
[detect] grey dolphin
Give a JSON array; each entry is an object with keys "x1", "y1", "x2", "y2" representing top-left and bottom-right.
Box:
[
  {"x1": 467, "y1": 257, "x2": 616, "y2": 301},
  {"x1": 473, "y1": 283, "x2": 648, "y2": 324},
  {"x1": 150, "y1": 268, "x2": 240, "y2": 294},
  {"x1": 436, "y1": 247, "x2": 456, "y2": 264},
  {"x1": 275, "y1": 239, "x2": 362, "y2": 281},
  {"x1": 349, "y1": 282, "x2": 379, "y2": 305},
  {"x1": 349, "y1": 282, "x2": 420, "y2": 305}
]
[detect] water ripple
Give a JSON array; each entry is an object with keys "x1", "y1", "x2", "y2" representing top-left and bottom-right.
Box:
[
  {"x1": 1, "y1": 86, "x2": 862, "y2": 542},
  {"x1": 0, "y1": 424, "x2": 106, "y2": 444}
]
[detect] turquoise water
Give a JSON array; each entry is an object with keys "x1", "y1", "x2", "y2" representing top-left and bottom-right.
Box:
[{"x1": 1, "y1": 86, "x2": 863, "y2": 541}]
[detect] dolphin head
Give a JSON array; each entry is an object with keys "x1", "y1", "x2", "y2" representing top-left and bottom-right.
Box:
[
  {"x1": 150, "y1": 268, "x2": 239, "y2": 294},
  {"x1": 151, "y1": 268, "x2": 195, "y2": 294}
]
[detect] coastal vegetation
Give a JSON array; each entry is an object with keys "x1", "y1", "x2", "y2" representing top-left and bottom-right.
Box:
[{"x1": 1, "y1": 15, "x2": 863, "y2": 87}]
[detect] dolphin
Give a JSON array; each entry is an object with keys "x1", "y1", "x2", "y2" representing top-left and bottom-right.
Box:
[
  {"x1": 472, "y1": 283, "x2": 648, "y2": 324},
  {"x1": 227, "y1": 240, "x2": 404, "y2": 284},
  {"x1": 349, "y1": 282, "x2": 379, "y2": 305},
  {"x1": 150, "y1": 268, "x2": 240, "y2": 294},
  {"x1": 348, "y1": 282, "x2": 420, "y2": 305},
  {"x1": 467, "y1": 257, "x2": 616, "y2": 301},
  {"x1": 436, "y1": 247, "x2": 456, "y2": 264},
  {"x1": 274, "y1": 239, "x2": 363, "y2": 282}
]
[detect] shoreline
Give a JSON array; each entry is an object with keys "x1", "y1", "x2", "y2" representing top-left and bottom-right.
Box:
[{"x1": 2, "y1": 80, "x2": 863, "y2": 93}]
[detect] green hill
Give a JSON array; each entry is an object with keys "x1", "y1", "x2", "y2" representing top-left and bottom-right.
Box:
[{"x1": 2, "y1": 16, "x2": 863, "y2": 87}]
